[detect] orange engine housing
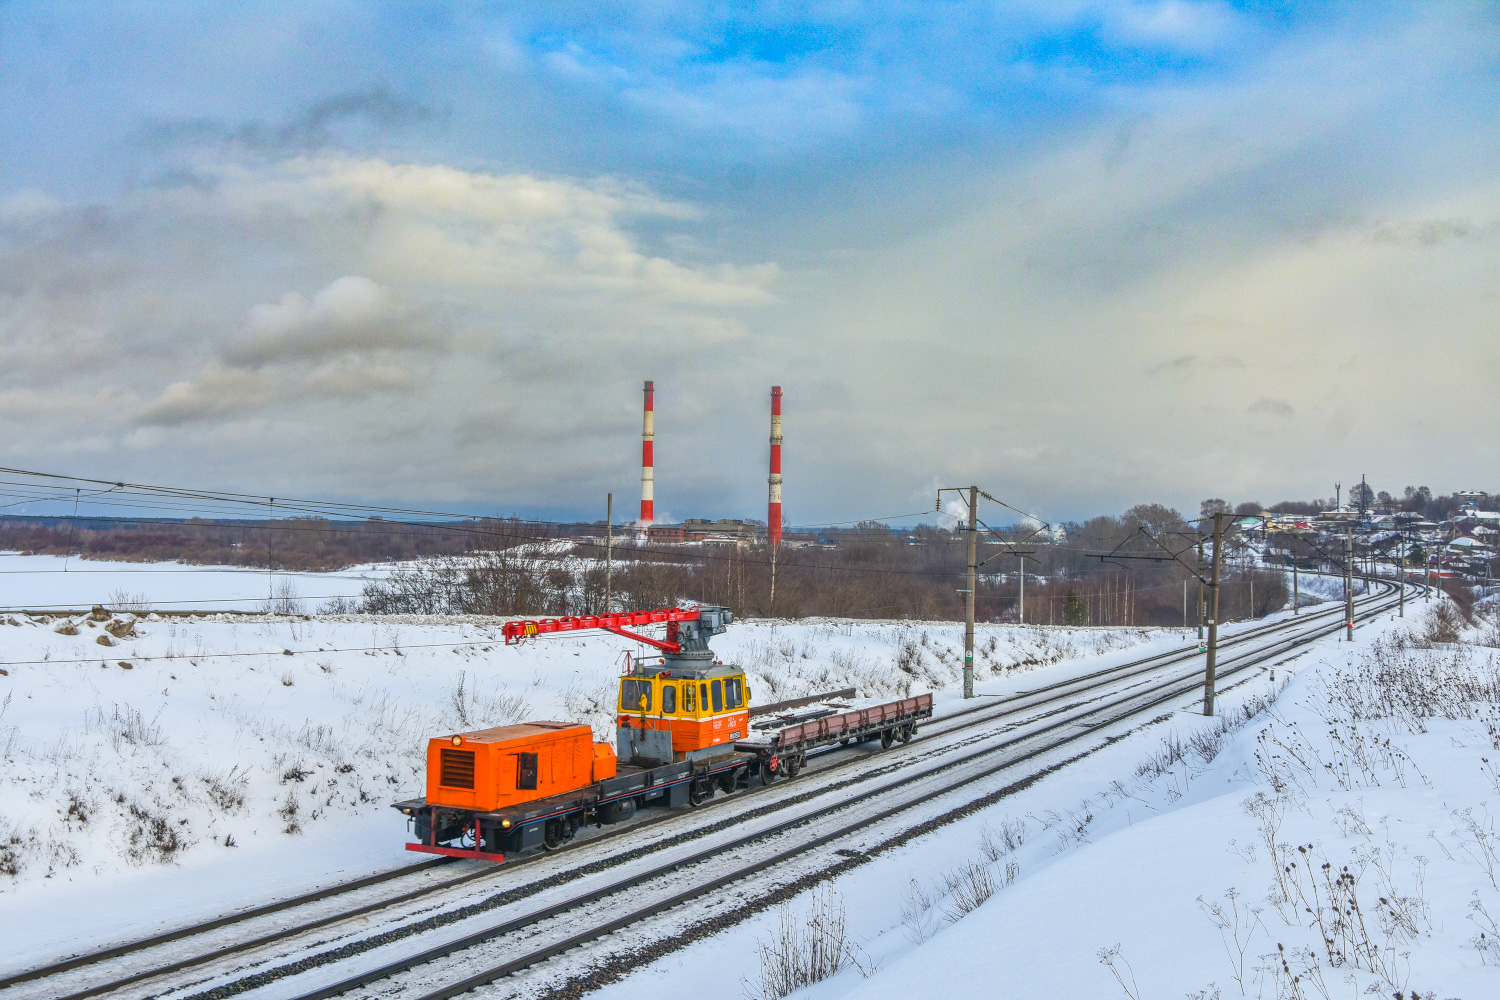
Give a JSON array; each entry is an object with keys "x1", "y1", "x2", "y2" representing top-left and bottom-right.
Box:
[{"x1": 425, "y1": 721, "x2": 617, "y2": 812}]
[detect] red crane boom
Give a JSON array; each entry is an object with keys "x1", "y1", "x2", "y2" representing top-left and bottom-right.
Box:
[{"x1": 501, "y1": 606, "x2": 703, "y2": 653}]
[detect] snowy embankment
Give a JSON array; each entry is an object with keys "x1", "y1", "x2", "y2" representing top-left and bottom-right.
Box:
[
  {"x1": 0, "y1": 564, "x2": 1183, "y2": 962},
  {"x1": 617, "y1": 598, "x2": 1500, "y2": 1000},
  {"x1": 0, "y1": 552, "x2": 385, "y2": 613}
]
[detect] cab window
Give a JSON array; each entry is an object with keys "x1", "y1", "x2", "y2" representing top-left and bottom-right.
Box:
[
  {"x1": 725, "y1": 677, "x2": 743, "y2": 709},
  {"x1": 683, "y1": 683, "x2": 696, "y2": 713},
  {"x1": 621, "y1": 678, "x2": 652, "y2": 712},
  {"x1": 662, "y1": 683, "x2": 677, "y2": 714},
  {"x1": 711, "y1": 679, "x2": 724, "y2": 713},
  {"x1": 700, "y1": 683, "x2": 709, "y2": 711}
]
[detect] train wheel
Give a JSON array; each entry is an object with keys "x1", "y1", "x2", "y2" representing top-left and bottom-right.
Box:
[
  {"x1": 784, "y1": 755, "x2": 801, "y2": 779},
  {"x1": 542, "y1": 818, "x2": 565, "y2": 851},
  {"x1": 688, "y1": 776, "x2": 712, "y2": 807},
  {"x1": 880, "y1": 728, "x2": 894, "y2": 749},
  {"x1": 719, "y1": 769, "x2": 740, "y2": 795},
  {"x1": 897, "y1": 724, "x2": 912, "y2": 744},
  {"x1": 759, "y1": 761, "x2": 776, "y2": 785},
  {"x1": 601, "y1": 798, "x2": 637, "y2": 824}
]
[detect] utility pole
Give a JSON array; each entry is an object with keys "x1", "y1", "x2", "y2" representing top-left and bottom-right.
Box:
[
  {"x1": 1017, "y1": 553, "x2": 1025, "y2": 625},
  {"x1": 964, "y1": 486, "x2": 978, "y2": 699},
  {"x1": 605, "y1": 493, "x2": 613, "y2": 613},
  {"x1": 1398, "y1": 530, "x2": 1405, "y2": 617},
  {"x1": 1345, "y1": 527, "x2": 1355, "y2": 640},
  {"x1": 1203, "y1": 511, "x2": 1224, "y2": 716},
  {"x1": 1291, "y1": 530, "x2": 1300, "y2": 615},
  {"x1": 1196, "y1": 533, "x2": 1206, "y2": 644},
  {"x1": 1427, "y1": 538, "x2": 1434, "y2": 601}
]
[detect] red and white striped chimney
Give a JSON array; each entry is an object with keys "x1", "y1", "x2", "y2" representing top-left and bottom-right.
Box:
[
  {"x1": 768, "y1": 385, "x2": 782, "y2": 547},
  {"x1": 640, "y1": 380, "x2": 655, "y2": 526}
]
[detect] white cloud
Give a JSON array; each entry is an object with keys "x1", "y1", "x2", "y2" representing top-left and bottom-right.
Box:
[
  {"x1": 1100, "y1": 1, "x2": 1244, "y2": 53},
  {"x1": 181, "y1": 156, "x2": 777, "y2": 306}
]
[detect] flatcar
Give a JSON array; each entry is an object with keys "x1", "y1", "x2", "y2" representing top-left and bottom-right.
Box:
[{"x1": 394, "y1": 606, "x2": 931, "y2": 862}]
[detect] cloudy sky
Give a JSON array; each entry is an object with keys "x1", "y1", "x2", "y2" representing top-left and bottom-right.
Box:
[{"x1": 2, "y1": 2, "x2": 1497, "y2": 525}]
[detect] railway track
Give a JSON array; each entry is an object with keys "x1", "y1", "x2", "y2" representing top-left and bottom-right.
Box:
[
  {"x1": 303, "y1": 584, "x2": 1404, "y2": 1000},
  {"x1": 0, "y1": 584, "x2": 1401, "y2": 1000}
]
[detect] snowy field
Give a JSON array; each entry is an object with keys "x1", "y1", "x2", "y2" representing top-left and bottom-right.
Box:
[
  {"x1": 0, "y1": 554, "x2": 1225, "y2": 966},
  {"x1": 0, "y1": 552, "x2": 383, "y2": 613},
  {"x1": 589, "y1": 597, "x2": 1500, "y2": 1000}
]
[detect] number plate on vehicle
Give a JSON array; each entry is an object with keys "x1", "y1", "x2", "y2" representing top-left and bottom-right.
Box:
[{"x1": 729, "y1": 731, "x2": 741, "y2": 739}]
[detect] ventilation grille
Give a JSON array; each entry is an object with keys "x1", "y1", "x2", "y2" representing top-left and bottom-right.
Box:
[{"x1": 439, "y1": 748, "x2": 475, "y2": 789}]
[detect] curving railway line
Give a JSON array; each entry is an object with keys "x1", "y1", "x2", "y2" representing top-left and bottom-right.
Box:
[{"x1": 0, "y1": 581, "x2": 1404, "y2": 1000}]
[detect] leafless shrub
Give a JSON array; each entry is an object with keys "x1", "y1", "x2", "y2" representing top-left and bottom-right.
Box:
[
  {"x1": 828, "y1": 647, "x2": 867, "y2": 678},
  {"x1": 107, "y1": 589, "x2": 153, "y2": 614},
  {"x1": 1419, "y1": 600, "x2": 1464, "y2": 644},
  {"x1": 1451, "y1": 807, "x2": 1500, "y2": 889},
  {"x1": 1468, "y1": 892, "x2": 1500, "y2": 964},
  {"x1": 563, "y1": 681, "x2": 615, "y2": 740},
  {"x1": 1245, "y1": 793, "x2": 1297, "y2": 924},
  {"x1": 899, "y1": 878, "x2": 936, "y2": 943},
  {"x1": 259, "y1": 579, "x2": 306, "y2": 616},
  {"x1": 941, "y1": 860, "x2": 999, "y2": 920},
  {"x1": 1477, "y1": 604, "x2": 1500, "y2": 649},
  {"x1": 0, "y1": 823, "x2": 34, "y2": 877},
  {"x1": 745, "y1": 886, "x2": 873, "y2": 1000},
  {"x1": 1097, "y1": 944, "x2": 1143, "y2": 1000},
  {"x1": 448, "y1": 671, "x2": 532, "y2": 732},
  {"x1": 316, "y1": 596, "x2": 361, "y2": 615},
  {"x1": 1198, "y1": 889, "x2": 1264, "y2": 994},
  {"x1": 1136, "y1": 732, "x2": 1188, "y2": 779},
  {"x1": 1267, "y1": 840, "x2": 1426, "y2": 993},
  {"x1": 1187, "y1": 727, "x2": 1228, "y2": 765},
  {"x1": 63, "y1": 789, "x2": 95, "y2": 828},
  {"x1": 979, "y1": 818, "x2": 1026, "y2": 861},
  {"x1": 450, "y1": 671, "x2": 470, "y2": 728},
  {"x1": 87, "y1": 702, "x2": 166, "y2": 751},
  {"x1": 361, "y1": 560, "x2": 455, "y2": 614},
  {"x1": 120, "y1": 796, "x2": 188, "y2": 864},
  {"x1": 1331, "y1": 803, "x2": 1371, "y2": 837},
  {"x1": 278, "y1": 789, "x2": 302, "y2": 835},
  {"x1": 279, "y1": 761, "x2": 311, "y2": 784},
  {"x1": 894, "y1": 637, "x2": 922, "y2": 676},
  {"x1": 1309, "y1": 637, "x2": 1500, "y2": 733},
  {"x1": 202, "y1": 766, "x2": 249, "y2": 814}
]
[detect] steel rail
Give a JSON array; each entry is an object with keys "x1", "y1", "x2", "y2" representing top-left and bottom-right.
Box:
[
  {"x1": 5, "y1": 585, "x2": 1390, "y2": 1000},
  {"x1": 0, "y1": 859, "x2": 449, "y2": 991},
  {"x1": 278, "y1": 584, "x2": 1401, "y2": 1000}
]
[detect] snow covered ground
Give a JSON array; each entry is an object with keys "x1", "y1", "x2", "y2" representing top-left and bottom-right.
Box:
[
  {"x1": 0, "y1": 552, "x2": 384, "y2": 613},
  {"x1": 0, "y1": 562, "x2": 1205, "y2": 966},
  {"x1": 592, "y1": 597, "x2": 1500, "y2": 1000}
]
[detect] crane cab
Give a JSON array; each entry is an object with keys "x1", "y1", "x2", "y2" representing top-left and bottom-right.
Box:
[{"x1": 616, "y1": 663, "x2": 750, "y2": 765}]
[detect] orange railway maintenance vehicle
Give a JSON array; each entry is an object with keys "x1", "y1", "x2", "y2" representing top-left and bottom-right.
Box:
[{"x1": 394, "y1": 605, "x2": 932, "y2": 862}]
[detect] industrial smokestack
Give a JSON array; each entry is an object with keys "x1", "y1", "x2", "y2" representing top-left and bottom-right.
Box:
[
  {"x1": 640, "y1": 380, "x2": 655, "y2": 526},
  {"x1": 768, "y1": 385, "x2": 782, "y2": 547}
]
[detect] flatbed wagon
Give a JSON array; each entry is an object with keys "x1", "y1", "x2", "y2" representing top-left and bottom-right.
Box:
[{"x1": 734, "y1": 692, "x2": 933, "y2": 780}]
